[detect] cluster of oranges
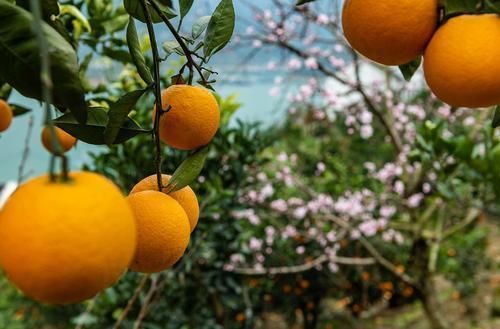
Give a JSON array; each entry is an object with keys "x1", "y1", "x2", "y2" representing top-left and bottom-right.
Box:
[
  {"x1": 0, "y1": 85, "x2": 220, "y2": 304},
  {"x1": 342, "y1": 0, "x2": 500, "y2": 108}
]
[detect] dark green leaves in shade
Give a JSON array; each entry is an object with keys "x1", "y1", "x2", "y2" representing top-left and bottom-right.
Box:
[
  {"x1": 16, "y1": 0, "x2": 59, "y2": 18},
  {"x1": 485, "y1": 0, "x2": 500, "y2": 12},
  {"x1": 104, "y1": 89, "x2": 148, "y2": 145},
  {"x1": 179, "y1": 0, "x2": 194, "y2": 19},
  {"x1": 192, "y1": 15, "x2": 211, "y2": 39},
  {"x1": 126, "y1": 18, "x2": 153, "y2": 85},
  {"x1": 124, "y1": 0, "x2": 176, "y2": 24},
  {"x1": 0, "y1": 1, "x2": 87, "y2": 123},
  {"x1": 204, "y1": 0, "x2": 235, "y2": 58},
  {"x1": 10, "y1": 104, "x2": 31, "y2": 117},
  {"x1": 492, "y1": 106, "x2": 500, "y2": 128},
  {"x1": 165, "y1": 146, "x2": 210, "y2": 193},
  {"x1": 54, "y1": 107, "x2": 149, "y2": 145},
  {"x1": 399, "y1": 56, "x2": 422, "y2": 82},
  {"x1": 443, "y1": 0, "x2": 500, "y2": 19}
]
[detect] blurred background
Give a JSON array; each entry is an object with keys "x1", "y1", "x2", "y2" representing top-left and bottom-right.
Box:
[{"x1": 0, "y1": 0, "x2": 499, "y2": 328}]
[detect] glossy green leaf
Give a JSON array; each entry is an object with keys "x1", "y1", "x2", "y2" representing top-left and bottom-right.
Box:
[
  {"x1": 0, "y1": 1, "x2": 87, "y2": 123},
  {"x1": 127, "y1": 17, "x2": 153, "y2": 85},
  {"x1": 104, "y1": 89, "x2": 148, "y2": 145},
  {"x1": 399, "y1": 56, "x2": 422, "y2": 82},
  {"x1": 10, "y1": 104, "x2": 31, "y2": 117},
  {"x1": 163, "y1": 40, "x2": 184, "y2": 56},
  {"x1": 493, "y1": 106, "x2": 500, "y2": 128},
  {"x1": 54, "y1": 107, "x2": 149, "y2": 145},
  {"x1": 165, "y1": 146, "x2": 210, "y2": 193},
  {"x1": 124, "y1": 0, "x2": 176, "y2": 24},
  {"x1": 443, "y1": 0, "x2": 478, "y2": 18},
  {"x1": 179, "y1": 0, "x2": 194, "y2": 18},
  {"x1": 204, "y1": 0, "x2": 235, "y2": 58},
  {"x1": 0, "y1": 83, "x2": 12, "y2": 100},
  {"x1": 192, "y1": 15, "x2": 211, "y2": 39}
]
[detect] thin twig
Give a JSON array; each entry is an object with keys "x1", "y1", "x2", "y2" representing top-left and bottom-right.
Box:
[
  {"x1": 132, "y1": 274, "x2": 159, "y2": 329},
  {"x1": 229, "y1": 254, "x2": 376, "y2": 276},
  {"x1": 148, "y1": 0, "x2": 207, "y2": 85},
  {"x1": 17, "y1": 114, "x2": 34, "y2": 183},
  {"x1": 140, "y1": 0, "x2": 164, "y2": 191},
  {"x1": 112, "y1": 274, "x2": 151, "y2": 329}
]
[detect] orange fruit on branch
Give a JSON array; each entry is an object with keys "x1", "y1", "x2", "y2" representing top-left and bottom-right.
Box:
[
  {"x1": 153, "y1": 85, "x2": 220, "y2": 150},
  {"x1": 130, "y1": 174, "x2": 200, "y2": 232},
  {"x1": 424, "y1": 14, "x2": 500, "y2": 108},
  {"x1": 126, "y1": 191, "x2": 190, "y2": 273},
  {"x1": 0, "y1": 172, "x2": 136, "y2": 304},
  {"x1": 342, "y1": 0, "x2": 438, "y2": 65},
  {"x1": 41, "y1": 126, "x2": 77, "y2": 154},
  {"x1": 0, "y1": 99, "x2": 13, "y2": 133}
]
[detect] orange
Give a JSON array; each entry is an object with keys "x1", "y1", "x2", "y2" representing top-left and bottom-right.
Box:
[
  {"x1": 0, "y1": 172, "x2": 136, "y2": 304},
  {"x1": 126, "y1": 191, "x2": 190, "y2": 273},
  {"x1": 41, "y1": 126, "x2": 77, "y2": 154},
  {"x1": 424, "y1": 14, "x2": 500, "y2": 108},
  {"x1": 0, "y1": 99, "x2": 13, "y2": 133},
  {"x1": 130, "y1": 174, "x2": 200, "y2": 232},
  {"x1": 153, "y1": 85, "x2": 220, "y2": 150},
  {"x1": 342, "y1": 0, "x2": 438, "y2": 65}
]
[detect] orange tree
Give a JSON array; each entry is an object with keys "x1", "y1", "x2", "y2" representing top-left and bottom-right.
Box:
[{"x1": 0, "y1": 0, "x2": 238, "y2": 326}]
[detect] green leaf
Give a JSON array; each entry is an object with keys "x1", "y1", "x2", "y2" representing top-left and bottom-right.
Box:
[
  {"x1": 0, "y1": 83, "x2": 12, "y2": 99},
  {"x1": 124, "y1": 0, "x2": 176, "y2": 24},
  {"x1": 163, "y1": 40, "x2": 184, "y2": 56},
  {"x1": 192, "y1": 15, "x2": 211, "y2": 39},
  {"x1": 102, "y1": 48, "x2": 132, "y2": 63},
  {"x1": 54, "y1": 107, "x2": 149, "y2": 145},
  {"x1": 204, "y1": 0, "x2": 235, "y2": 58},
  {"x1": 443, "y1": 0, "x2": 478, "y2": 18},
  {"x1": 399, "y1": 56, "x2": 422, "y2": 82},
  {"x1": 179, "y1": 0, "x2": 194, "y2": 19},
  {"x1": 493, "y1": 106, "x2": 500, "y2": 128},
  {"x1": 104, "y1": 89, "x2": 148, "y2": 145},
  {"x1": 485, "y1": 0, "x2": 500, "y2": 12},
  {"x1": 296, "y1": 0, "x2": 316, "y2": 5},
  {"x1": 16, "y1": 0, "x2": 59, "y2": 18},
  {"x1": 10, "y1": 104, "x2": 31, "y2": 117},
  {"x1": 165, "y1": 146, "x2": 210, "y2": 193},
  {"x1": 0, "y1": 1, "x2": 87, "y2": 123},
  {"x1": 127, "y1": 17, "x2": 153, "y2": 85}
]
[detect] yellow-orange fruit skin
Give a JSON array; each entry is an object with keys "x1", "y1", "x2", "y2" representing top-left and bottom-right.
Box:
[
  {"x1": 342, "y1": 0, "x2": 438, "y2": 65},
  {"x1": 127, "y1": 191, "x2": 190, "y2": 273},
  {"x1": 424, "y1": 14, "x2": 500, "y2": 108},
  {"x1": 154, "y1": 85, "x2": 220, "y2": 150},
  {"x1": 130, "y1": 174, "x2": 200, "y2": 232},
  {"x1": 0, "y1": 172, "x2": 136, "y2": 305},
  {"x1": 0, "y1": 100, "x2": 13, "y2": 132},
  {"x1": 41, "y1": 126, "x2": 77, "y2": 153}
]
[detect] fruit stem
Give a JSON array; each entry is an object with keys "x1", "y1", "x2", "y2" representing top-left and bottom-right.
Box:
[
  {"x1": 139, "y1": 0, "x2": 164, "y2": 192},
  {"x1": 29, "y1": 0, "x2": 67, "y2": 181},
  {"x1": 148, "y1": 0, "x2": 208, "y2": 86}
]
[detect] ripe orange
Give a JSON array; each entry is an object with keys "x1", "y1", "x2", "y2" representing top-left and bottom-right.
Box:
[
  {"x1": 0, "y1": 99, "x2": 13, "y2": 133},
  {"x1": 342, "y1": 0, "x2": 438, "y2": 65},
  {"x1": 41, "y1": 126, "x2": 77, "y2": 154},
  {"x1": 153, "y1": 85, "x2": 220, "y2": 150},
  {"x1": 130, "y1": 174, "x2": 200, "y2": 232},
  {"x1": 424, "y1": 14, "x2": 500, "y2": 108},
  {"x1": 126, "y1": 191, "x2": 190, "y2": 273},
  {"x1": 0, "y1": 172, "x2": 136, "y2": 304}
]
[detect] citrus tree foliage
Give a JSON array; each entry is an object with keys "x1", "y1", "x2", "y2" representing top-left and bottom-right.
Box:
[{"x1": 0, "y1": 0, "x2": 235, "y2": 188}]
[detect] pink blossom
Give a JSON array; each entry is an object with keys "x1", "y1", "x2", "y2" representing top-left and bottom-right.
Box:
[
  {"x1": 422, "y1": 182, "x2": 432, "y2": 194},
  {"x1": 316, "y1": 14, "x2": 330, "y2": 25},
  {"x1": 269, "y1": 86, "x2": 281, "y2": 97},
  {"x1": 249, "y1": 237, "x2": 263, "y2": 251},
  {"x1": 230, "y1": 253, "x2": 244, "y2": 264},
  {"x1": 270, "y1": 199, "x2": 288, "y2": 213},
  {"x1": 282, "y1": 225, "x2": 298, "y2": 239},
  {"x1": 407, "y1": 193, "x2": 424, "y2": 208},
  {"x1": 380, "y1": 205, "x2": 396, "y2": 218},
  {"x1": 287, "y1": 58, "x2": 302, "y2": 71},
  {"x1": 293, "y1": 206, "x2": 308, "y2": 219},
  {"x1": 360, "y1": 125, "x2": 374, "y2": 139},
  {"x1": 328, "y1": 262, "x2": 339, "y2": 273},
  {"x1": 315, "y1": 162, "x2": 326, "y2": 175},
  {"x1": 393, "y1": 180, "x2": 405, "y2": 195},
  {"x1": 326, "y1": 231, "x2": 337, "y2": 242},
  {"x1": 296, "y1": 246, "x2": 306, "y2": 254},
  {"x1": 305, "y1": 57, "x2": 318, "y2": 69},
  {"x1": 252, "y1": 40, "x2": 263, "y2": 48}
]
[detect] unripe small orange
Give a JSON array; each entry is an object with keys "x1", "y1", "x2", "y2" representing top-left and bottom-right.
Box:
[
  {"x1": 0, "y1": 99, "x2": 13, "y2": 133},
  {"x1": 41, "y1": 126, "x2": 77, "y2": 154}
]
